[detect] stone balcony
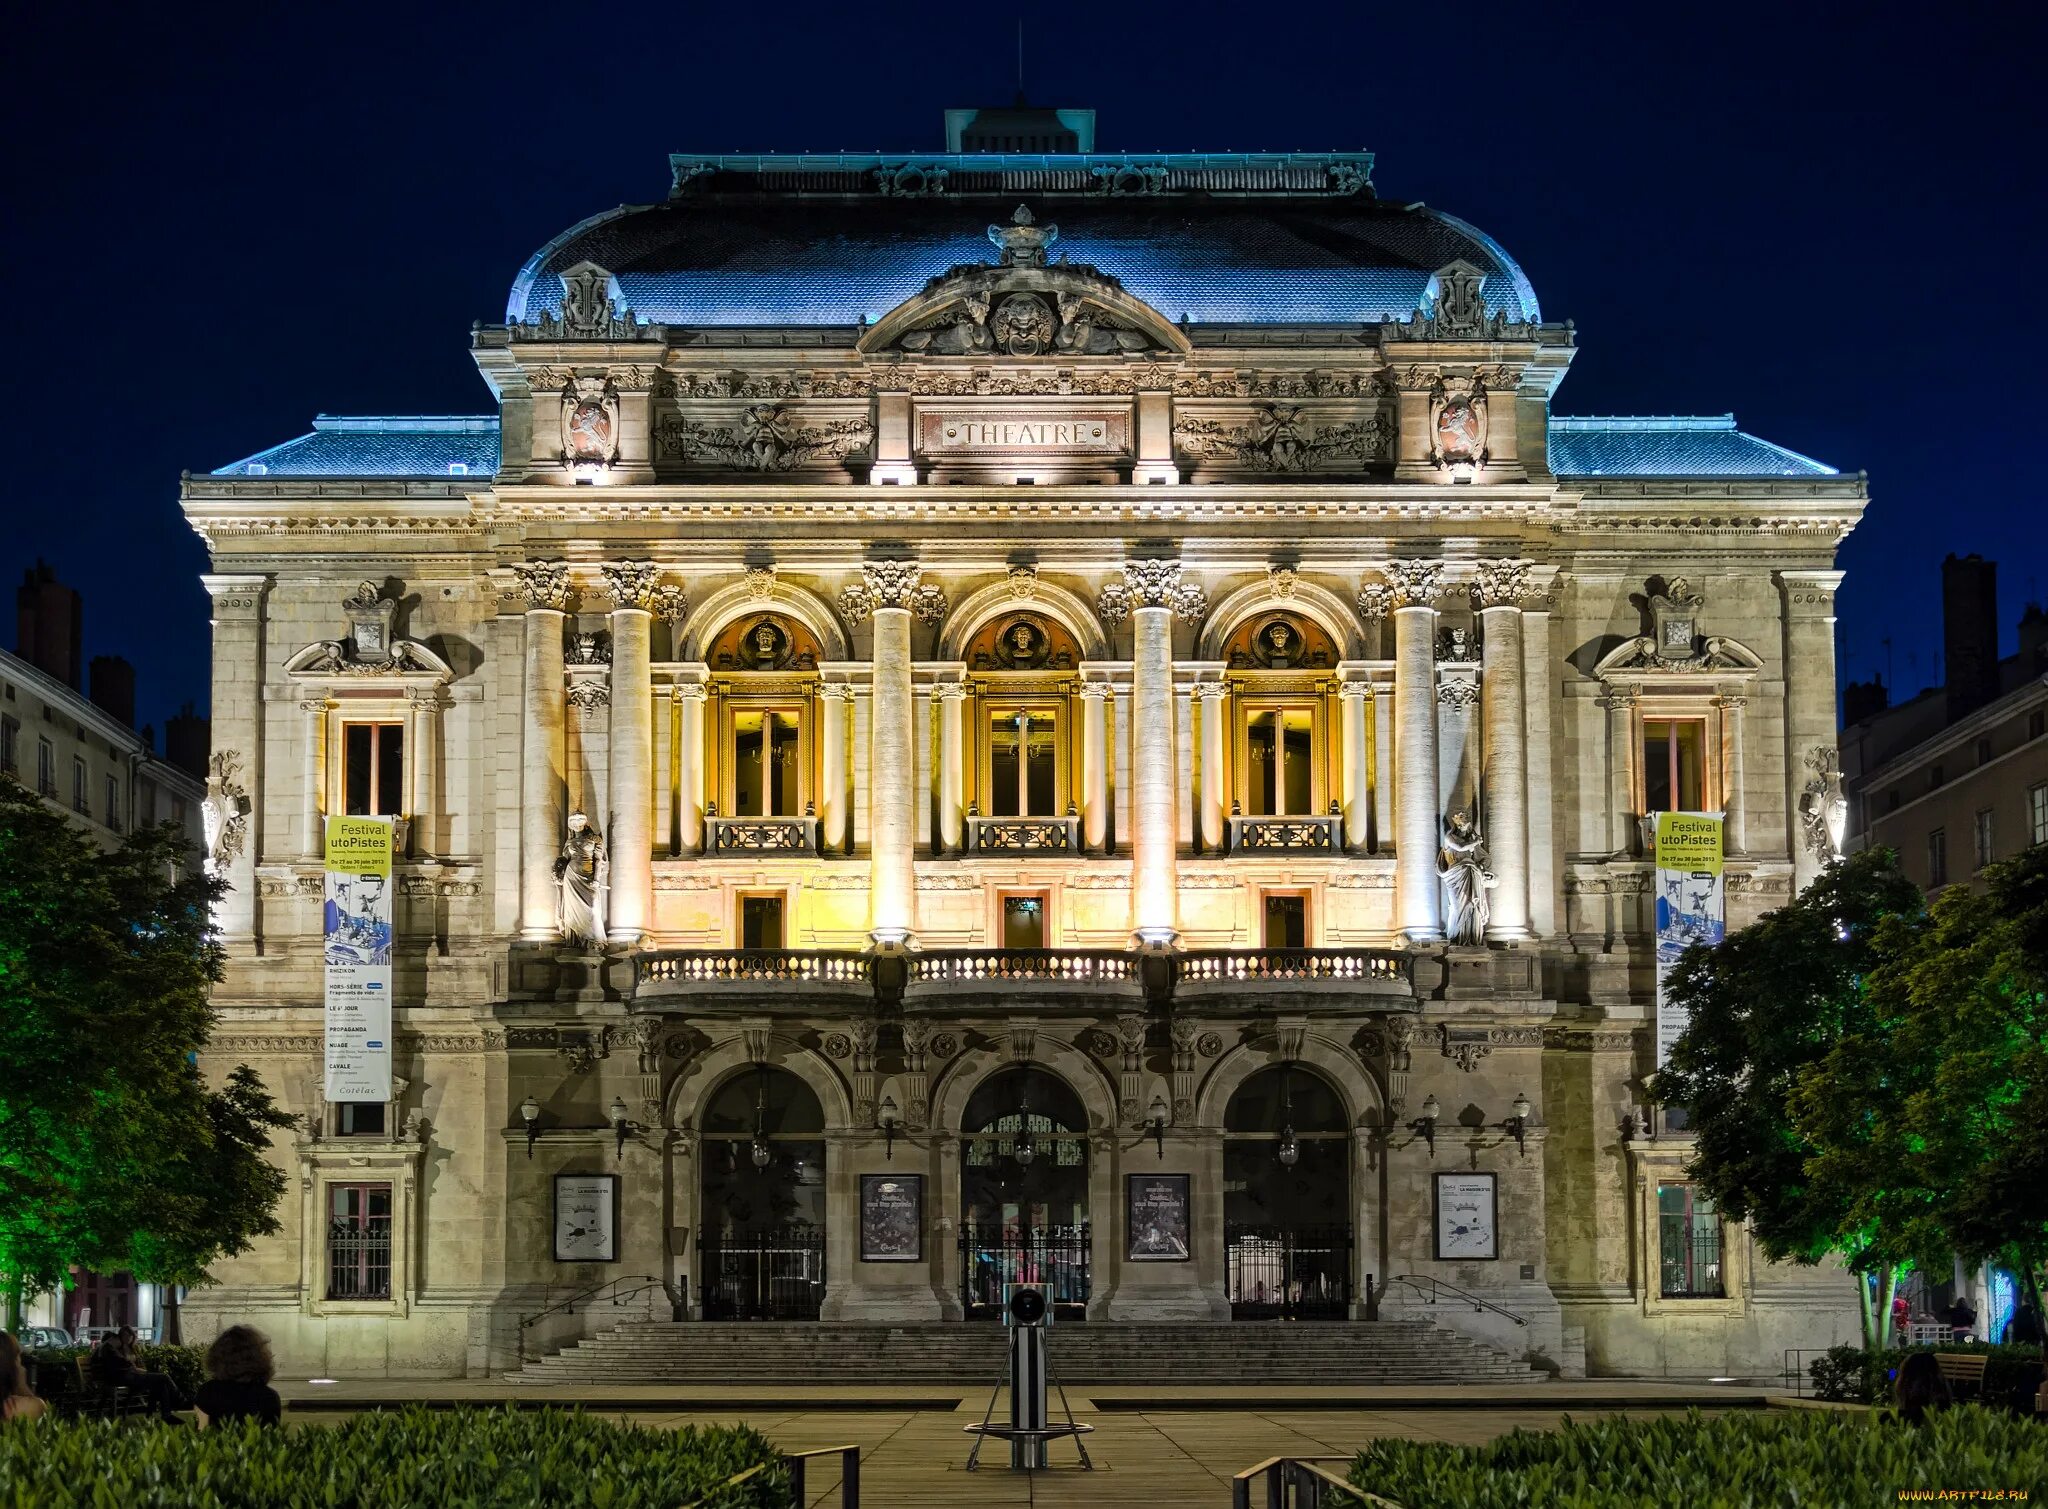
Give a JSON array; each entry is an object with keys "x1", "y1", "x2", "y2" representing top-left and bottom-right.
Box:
[
  {"x1": 632, "y1": 947, "x2": 872, "y2": 1005},
  {"x1": 963, "y1": 814, "x2": 1081, "y2": 854},
  {"x1": 1172, "y1": 947, "x2": 1415, "y2": 1007},
  {"x1": 901, "y1": 947, "x2": 1155, "y2": 1009},
  {"x1": 705, "y1": 815, "x2": 819, "y2": 856},
  {"x1": 1225, "y1": 813, "x2": 1344, "y2": 853}
]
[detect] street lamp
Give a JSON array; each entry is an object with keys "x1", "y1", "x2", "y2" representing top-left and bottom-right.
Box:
[
  {"x1": 1277, "y1": 1064, "x2": 1299, "y2": 1167},
  {"x1": 1410, "y1": 1093, "x2": 1441, "y2": 1157},
  {"x1": 520, "y1": 1095, "x2": 541, "y2": 1159},
  {"x1": 1147, "y1": 1094, "x2": 1169, "y2": 1160},
  {"x1": 1502, "y1": 1093, "x2": 1533, "y2": 1157},
  {"x1": 878, "y1": 1094, "x2": 901, "y2": 1161},
  {"x1": 609, "y1": 1096, "x2": 634, "y2": 1160}
]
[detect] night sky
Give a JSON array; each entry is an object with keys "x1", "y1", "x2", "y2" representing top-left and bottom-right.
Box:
[{"x1": 4, "y1": 0, "x2": 2039, "y2": 735}]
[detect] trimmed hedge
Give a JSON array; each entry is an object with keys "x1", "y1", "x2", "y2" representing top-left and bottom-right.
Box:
[
  {"x1": 0, "y1": 1405, "x2": 790, "y2": 1508},
  {"x1": 26, "y1": 1343, "x2": 208, "y2": 1403},
  {"x1": 1348, "y1": 1408, "x2": 2048, "y2": 1507},
  {"x1": 1810, "y1": 1341, "x2": 2045, "y2": 1411}
]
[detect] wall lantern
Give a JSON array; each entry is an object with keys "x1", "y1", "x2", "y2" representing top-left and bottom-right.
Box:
[
  {"x1": 1147, "y1": 1094, "x2": 1169, "y2": 1160},
  {"x1": 1276, "y1": 1064, "x2": 1299, "y2": 1167},
  {"x1": 608, "y1": 1096, "x2": 640, "y2": 1160},
  {"x1": 878, "y1": 1095, "x2": 901, "y2": 1161},
  {"x1": 1411, "y1": 1093, "x2": 1441, "y2": 1157},
  {"x1": 1502, "y1": 1093, "x2": 1534, "y2": 1157},
  {"x1": 520, "y1": 1095, "x2": 542, "y2": 1159}
]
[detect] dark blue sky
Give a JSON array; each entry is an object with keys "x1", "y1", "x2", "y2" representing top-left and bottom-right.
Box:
[{"x1": 3, "y1": 0, "x2": 2038, "y2": 734}]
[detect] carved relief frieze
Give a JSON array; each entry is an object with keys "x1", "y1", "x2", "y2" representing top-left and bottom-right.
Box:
[
  {"x1": 654, "y1": 404, "x2": 871, "y2": 472},
  {"x1": 1173, "y1": 402, "x2": 1392, "y2": 473}
]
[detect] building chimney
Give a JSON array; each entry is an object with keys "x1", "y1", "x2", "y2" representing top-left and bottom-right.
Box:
[
  {"x1": 1941, "y1": 553, "x2": 2000, "y2": 722},
  {"x1": 164, "y1": 702, "x2": 210, "y2": 780},
  {"x1": 2019, "y1": 602, "x2": 2048, "y2": 677},
  {"x1": 1843, "y1": 675, "x2": 1889, "y2": 726},
  {"x1": 89, "y1": 655, "x2": 136, "y2": 728},
  {"x1": 16, "y1": 561, "x2": 84, "y2": 689}
]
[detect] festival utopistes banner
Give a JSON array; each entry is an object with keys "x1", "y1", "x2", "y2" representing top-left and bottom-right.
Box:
[
  {"x1": 1653, "y1": 811, "x2": 1725, "y2": 1069},
  {"x1": 324, "y1": 815, "x2": 394, "y2": 1101}
]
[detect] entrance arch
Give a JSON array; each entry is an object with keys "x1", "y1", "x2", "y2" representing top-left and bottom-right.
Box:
[
  {"x1": 697, "y1": 1065, "x2": 827, "y2": 1319},
  {"x1": 958, "y1": 1066, "x2": 1091, "y2": 1319},
  {"x1": 1224, "y1": 1064, "x2": 1352, "y2": 1319}
]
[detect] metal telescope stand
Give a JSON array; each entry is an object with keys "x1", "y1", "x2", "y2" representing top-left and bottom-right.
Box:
[{"x1": 962, "y1": 1295, "x2": 1093, "y2": 1472}]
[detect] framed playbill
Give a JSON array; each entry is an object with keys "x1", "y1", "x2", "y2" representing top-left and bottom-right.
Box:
[
  {"x1": 553, "y1": 1174, "x2": 619, "y2": 1263},
  {"x1": 1433, "y1": 1172, "x2": 1498, "y2": 1261},
  {"x1": 859, "y1": 1174, "x2": 923, "y2": 1262},
  {"x1": 1125, "y1": 1173, "x2": 1191, "y2": 1261}
]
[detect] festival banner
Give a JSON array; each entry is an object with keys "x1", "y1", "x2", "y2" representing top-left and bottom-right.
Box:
[
  {"x1": 324, "y1": 815, "x2": 394, "y2": 1101},
  {"x1": 1653, "y1": 811, "x2": 1726, "y2": 1068}
]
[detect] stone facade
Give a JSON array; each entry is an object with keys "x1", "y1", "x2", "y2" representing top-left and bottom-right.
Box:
[{"x1": 178, "y1": 131, "x2": 1867, "y2": 1378}]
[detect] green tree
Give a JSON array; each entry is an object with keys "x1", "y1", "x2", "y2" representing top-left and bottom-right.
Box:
[
  {"x1": 1654, "y1": 849, "x2": 1925, "y2": 1349},
  {"x1": 0, "y1": 781, "x2": 294, "y2": 1330}
]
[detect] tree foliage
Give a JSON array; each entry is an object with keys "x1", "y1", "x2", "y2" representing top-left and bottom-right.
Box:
[{"x1": 0, "y1": 782, "x2": 294, "y2": 1323}]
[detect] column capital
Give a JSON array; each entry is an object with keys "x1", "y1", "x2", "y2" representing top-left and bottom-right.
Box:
[
  {"x1": 841, "y1": 561, "x2": 946, "y2": 624},
  {"x1": 931, "y1": 681, "x2": 969, "y2": 703},
  {"x1": 818, "y1": 681, "x2": 859, "y2": 703},
  {"x1": 1097, "y1": 560, "x2": 1207, "y2": 626},
  {"x1": 297, "y1": 697, "x2": 330, "y2": 714},
  {"x1": 1336, "y1": 679, "x2": 1373, "y2": 702},
  {"x1": 599, "y1": 560, "x2": 662, "y2": 610},
  {"x1": 1373, "y1": 559, "x2": 1445, "y2": 610},
  {"x1": 1469, "y1": 559, "x2": 1533, "y2": 610},
  {"x1": 1190, "y1": 680, "x2": 1229, "y2": 704},
  {"x1": 1775, "y1": 569, "x2": 1844, "y2": 614},
  {"x1": 510, "y1": 560, "x2": 574, "y2": 612}
]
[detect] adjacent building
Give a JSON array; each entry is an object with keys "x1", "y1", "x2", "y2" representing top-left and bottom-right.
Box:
[
  {"x1": 1842, "y1": 553, "x2": 2048, "y2": 886},
  {"x1": 178, "y1": 108, "x2": 1870, "y2": 1379}
]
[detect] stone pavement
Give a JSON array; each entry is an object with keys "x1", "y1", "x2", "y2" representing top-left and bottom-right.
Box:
[{"x1": 277, "y1": 1380, "x2": 1773, "y2": 1507}]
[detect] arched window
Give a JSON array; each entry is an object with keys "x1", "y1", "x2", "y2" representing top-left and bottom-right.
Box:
[
  {"x1": 1223, "y1": 1064, "x2": 1352, "y2": 1320},
  {"x1": 959, "y1": 1066, "x2": 1091, "y2": 1318},
  {"x1": 962, "y1": 613, "x2": 1085, "y2": 854},
  {"x1": 698, "y1": 1066, "x2": 827, "y2": 1320}
]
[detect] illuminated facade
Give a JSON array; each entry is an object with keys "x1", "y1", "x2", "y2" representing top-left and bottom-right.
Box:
[{"x1": 181, "y1": 113, "x2": 1868, "y2": 1378}]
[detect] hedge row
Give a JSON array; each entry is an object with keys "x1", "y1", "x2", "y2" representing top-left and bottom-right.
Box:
[
  {"x1": 25, "y1": 1343, "x2": 208, "y2": 1402},
  {"x1": 0, "y1": 1406, "x2": 790, "y2": 1509},
  {"x1": 1348, "y1": 1408, "x2": 2048, "y2": 1507},
  {"x1": 1809, "y1": 1341, "x2": 2045, "y2": 1410}
]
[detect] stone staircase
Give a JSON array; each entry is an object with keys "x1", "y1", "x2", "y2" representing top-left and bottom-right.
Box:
[{"x1": 506, "y1": 1320, "x2": 1545, "y2": 1386}]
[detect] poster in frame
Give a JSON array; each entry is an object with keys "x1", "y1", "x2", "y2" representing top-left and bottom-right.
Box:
[
  {"x1": 859, "y1": 1174, "x2": 924, "y2": 1262},
  {"x1": 1125, "y1": 1173, "x2": 1191, "y2": 1261},
  {"x1": 553, "y1": 1173, "x2": 620, "y2": 1263},
  {"x1": 1433, "y1": 1171, "x2": 1498, "y2": 1261}
]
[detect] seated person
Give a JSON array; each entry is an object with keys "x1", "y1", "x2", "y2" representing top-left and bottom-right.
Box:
[
  {"x1": 89, "y1": 1326, "x2": 187, "y2": 1421},
  {"x1": 0, "y1": 1332, "x2": 47, "y2": 1423},
  {"x1": 1893, "y1": 1352, "x2": 1953, "y2": 1426},
  {"x1": 194, "y1": 1326, "x2": 281, "y2": 1428}
]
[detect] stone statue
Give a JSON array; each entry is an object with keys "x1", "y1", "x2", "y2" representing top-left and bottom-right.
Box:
[
  {"x1": 556, "y1": 812, "x2": 610, "y2": 947},
  {"x1": 1438, "y1": 810, "x2": 1496, "y2": 946},
  {"x1": 1798, "y1": 747, "x2": 1848, "y2": 866}
]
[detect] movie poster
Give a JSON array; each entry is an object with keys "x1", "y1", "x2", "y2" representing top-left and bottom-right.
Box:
[
  {"x1": 1125, "y1": 1174, "x2": 1191, "y2": 1261},
  {"x1": 859, "y1": 1174, "x2": 923, "y2": 1262},
  {"x1": 1654, "y1": 811, "x2": 1726, "y2": 1069},
  {"x1": 324, "y1": 815, "x2": 394, "y2": 1101}
]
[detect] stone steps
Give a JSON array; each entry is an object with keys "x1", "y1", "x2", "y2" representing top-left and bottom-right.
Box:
[{"x1": 507, "y1": 1321, "x2": 1546, "y2": 1385}]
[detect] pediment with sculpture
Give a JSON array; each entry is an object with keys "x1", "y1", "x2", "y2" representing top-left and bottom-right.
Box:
[
  {"x1": 283, "y1": 583, "x2": 453, "y2": 682},
  {"x1": 858, "y1": 207, "x2": 1190, "y2": 362}
]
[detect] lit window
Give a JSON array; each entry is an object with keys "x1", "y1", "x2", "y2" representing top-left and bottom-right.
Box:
[
  {"x1": 1245, "y1": 708, "x2": 1315, "y2": 816},
  {"x1": 739, "y1": 894, "x2": 785, "y2": 949},
  {"x1": 326, "y1": 1184, "x2": 392, "y2": 1299},
  {"x1": 1000, "y1": 893, "x2": 1047, "y2": 949},
  {"x1": 987, "y1": 709, "x2": 1058, "y2": 817},
  {"x1": 244, "y1": 462, "x2": 268, "y2": 476},
  {"x1": 2030, "y1": 784, "x2": 2047, "y2": 846},
  {"x1": 342, "y1": 722, "x2": 405, "y2": 816},
  {"x1": 732, "y1": 708, "x2": 801, "y2": 817},
  {"x1": 1262, "y1": 893, "x2": 1308, "y2": 948},
  {"x1": 1928, "y1": 828, "x2": 1948, "y2": 887},
  {"x1": 446, "y1": 462, "x2": 468, "y2": 476},
  {"x1": 1658, "y1": 1185, "x2": 1725, "y2": 1298},
  {"x1": 1975, "y1": 809, "x2": 1995, "y2": 870},
  {"x1": 1642, "y1": 718, "x2": 1707, "y2": 812}
]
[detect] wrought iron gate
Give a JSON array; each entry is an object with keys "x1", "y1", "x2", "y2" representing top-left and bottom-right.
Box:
[
  {"x1": 958, "y1": 1222, "x2": 1090, "y2": 1318},
  {"x1": 1225, "y1": 1223, "x2": 1351, "y2": 1320},
  {"x1": 699, "y1": 1226, "x2": 826, "y2": 1320}
]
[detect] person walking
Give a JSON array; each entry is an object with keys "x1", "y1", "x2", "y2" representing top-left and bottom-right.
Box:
[
  {"x1": 193, "y1": 1326, "x2": 281, "y2": 1428},
  {"x1": 0, "y1": 1333, "x2": 48, "y2": 1423}
]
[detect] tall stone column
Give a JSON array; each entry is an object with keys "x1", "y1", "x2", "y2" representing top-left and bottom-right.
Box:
[
  {"x1": 602, "y1": 562, "x2": 660, "y2": 944},
  {"x1": 1078, "y1": 676, "x2": 1112, "y2": 853},
  {"x1": 840, "y1": 563, "x2": 945, "y2": 944},
  {"x1": 934, "y1": 679, "x2": 966, "y2": 853},
  {"x1": 298, "y1": 697, "x2": 327, "y2": 862},
  {"x1": 1520, "y1": 586, "x2": 1557, "y2": 937},
  {"x1": 1473, "y1": 562, "x2": 1532, "y2": 941},
  {"x1": 1778, "y1": 572, "x2": 1843, "y2": 892},
  {"x1": 1194, "y1": 680, "x2": 1228, "y2": 853},
  {"x1": 1099, "y1": 562, "x2": 1207, "y2": 944},
  {"x1": 1602, "y1": 685, "x2": 1639, "y2": 858},
  {"x1": 1383, "y1": 562, "x2": 1444, "y2": 943},
  {"x1": 673, "y1": 672, "x2": 707, "y2": 855},
  {"x1": 1717, "y1": 693, "x2": 1748, "y2": 856},
  {"x1": 818, "y1": 680, "x2": 854, "y2": 855},
  {"x1": 513, "y1": 561, "x2": 571, "y2": 941},
  {"x1": 406, "y1": 686, "x2": 439, "y2": 859},
  {"x1": 1337, "y1": 673, "x2": 1371, "y2": 855}
]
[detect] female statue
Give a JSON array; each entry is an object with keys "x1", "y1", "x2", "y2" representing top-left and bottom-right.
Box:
[
  {"x1": 556, "y1": 812, "x2": 610, "y2": 947},
  {"x1": 1438, "y1": 810, "x2": 1496, "y2": 946}
]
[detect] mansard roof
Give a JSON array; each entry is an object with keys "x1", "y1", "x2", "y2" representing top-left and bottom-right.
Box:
[
  {"x1": 212, "y1": 415, "x2": 500, "y2": 478},
  {"x1": 504, "y1": 152, "x2": 1540, "y2": 330},
  {"x1": 1547, "y1": 416, "x2": 1837, "y2": 478}
]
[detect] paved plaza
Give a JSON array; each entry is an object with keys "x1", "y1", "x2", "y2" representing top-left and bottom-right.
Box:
[{"x1": 279, "y1": 1381, "x2": 1770, "y2": 1506}]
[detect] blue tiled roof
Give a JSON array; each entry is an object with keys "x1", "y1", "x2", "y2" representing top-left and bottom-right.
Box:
[
  {"x1": 507, "y1": 197, "x2": 1540, "y2": 328},
  {"x1": 1548, "y1": 416, "x2": 1837, "y2": 478},
  {"x1": 213, "y1": 416, "x2": 500, "y2": 478}
]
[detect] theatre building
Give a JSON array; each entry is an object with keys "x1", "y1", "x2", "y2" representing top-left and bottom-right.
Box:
[{"x1": 181, "y1": 108, "x2": 1868, "y2": 1380}]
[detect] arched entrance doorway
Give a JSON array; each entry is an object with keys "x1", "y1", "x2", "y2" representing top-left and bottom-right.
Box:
[
  {"x1": 1224, "y1": 1064, "x2": 1352, "y2": 1320},
  {"x1": 698, "y1": 1066, "x2": 826, "y2": 1319},
  {"x1": 959, "y1": 1066, "x2": 1090, "y2": 1319}
]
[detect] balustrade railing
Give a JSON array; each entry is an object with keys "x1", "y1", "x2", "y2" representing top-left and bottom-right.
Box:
[
  {"x1": 1178, "y1": 948, "x2": 1410, "y2": 987},
  {"x1": 1227, "y1": 813, "x2": 1343, "y2": 852},
  {"x1": 635, "y1": 949, "x2": 871, "y2": 990},
  {"x1": 908, "y1": 949, "x2": 1138, "y2": 985},
  {"x1": 706, "y1": 815, "x2": 818, "y2": 855},
  {"x1": 964, "y1": 814, "x2": 1080, "y2": 853}
]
